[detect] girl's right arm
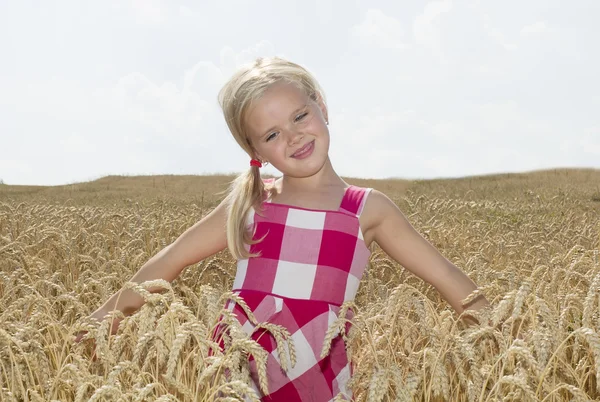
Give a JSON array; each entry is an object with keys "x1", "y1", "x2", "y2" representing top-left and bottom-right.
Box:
[{"x1": 88, "y1": 198, "x2": 229, "y2": 325}]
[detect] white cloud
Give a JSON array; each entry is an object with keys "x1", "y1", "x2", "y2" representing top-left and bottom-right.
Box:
[
  {"x1": 580, "y1": 127, "x2": 600, "y2": 155},
  {"x1": 483, "y1": 14, "x2": 517, "y2": 51},
  {"x1": 0, "y1": 159, "x2": 34, "y2": 185},
  {"x1": 59, "y1": 133, "x2": 95, "y2": 154},
  {"x1": 236, "y1": 41, "x2": 278, "y2": 64},
  {"x1": 413, "y1": 0, "x2": 453, "y2": 57},
  {"x1": 94, "y1": 72, "x2": 214, "y2": 141},
  {"x1": 327, "y1": 97, "x2": 591, "y2": 180},
  {"x1": 521, "y1": 21, "x2": 549, "y2": 36},
  {"x1": 431, "y1": 121, "x2": 478, "y2": 145},
  {"x1": 179, "y1": 5, "x2": 196, "y2": 18},
  {"x1": 183, "y1": 62, "x2": 225, "y2": 101},
  {"x1": 130, "y1": 0, "x2": 164, "y2": 24},
  {"x1": 352, "y1": 9, "x2": 408, "y2": 50},
  {"x1": 1, "y1": 1, "x2": 598, "y2": 185},
  {"x1": 0, "y1": 42, "x2": 279, "y2": 184},
  {"x1": 315, "y1": 0, "x2": 334, "y2": 24}
]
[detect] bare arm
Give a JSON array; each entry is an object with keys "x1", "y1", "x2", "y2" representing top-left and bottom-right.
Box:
[
  {"x1": 92, "y1": 198, "x2": 229, "y2": 320},
  {"x1": 367, "y1": 190, "x2": 489, "y2": 317}
]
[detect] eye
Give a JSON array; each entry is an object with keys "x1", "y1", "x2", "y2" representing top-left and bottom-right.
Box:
[
  {"x1": 295, "y1": 112, "x2": 308, "y2": 122},
  {"x1": 266, "y1": 132, "x2": 278, "y2": 142}
]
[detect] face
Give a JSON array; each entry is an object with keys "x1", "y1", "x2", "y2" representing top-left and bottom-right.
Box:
[{"x1": 245, "y1": 82, "x2": 330, "y2": 178}]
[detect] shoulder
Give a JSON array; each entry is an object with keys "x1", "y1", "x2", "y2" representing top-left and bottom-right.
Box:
[
  {"x1": 360, "y1": 189, "x2": 401, "y2": 246},
  {"x1": 362, "y1": 189, "x2": 398, "y2": 220}
]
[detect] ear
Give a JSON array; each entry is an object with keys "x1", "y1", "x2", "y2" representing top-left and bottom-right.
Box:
[
  {"x1": 249, "y1": 145, "x2": 266, "y2": 164},
  {"x1": 252, "y1": 151, "x2": 264, "y2": 162}
]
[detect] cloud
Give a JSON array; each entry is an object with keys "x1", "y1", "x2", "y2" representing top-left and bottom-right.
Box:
[
  {"x1": 89, "y1": 41, "x2": 280, "y2": 175},
  {"x1": 327, "y1": 94, "x2": 595, "y2": 180},
  {"x1": 183, "y1": 62, "x2": 225, "y2": 100},
  {"x1": 218, "y1": 40, "x2": 279, "y2": 78},
  {"x1": 521, "y1": 21, "x2": 549, "y2": 36},
  {"x1": 315, "y1": 0, "x2": 334, "y2": 24},
  {"x1": 1, "y1": 41, "x2": 283, "y2": 185},
  {"x1": 352, "y1": 9, "x2": 408, "y2": 50},
  {"x1": 580, "y1": 127, "x2": 600, "y2": 155},
  {"x1": 59, "y1": 133, "x2": 96, "y2": 154},
  {"x1": 130, "y1": 0, "x2": 164, "y2": 24},
  {"x1": 2, "y1": 2, "x2": 598, "y2": 185},
  {"x1": 413, "y1": 0, "x2": 452, "y2": 56},
  {"x1": 94, "y1": 72, "x2": 215, "y2": 141},
  {"x1": 0, "y1": 159, "x2": 34, "y2": 185},
  {"x1": 179, "y1": 5, "x2": 197, "y2": 18},
  {"x1": 483, "y1": 14, "x2": 517, "y2": 51}
]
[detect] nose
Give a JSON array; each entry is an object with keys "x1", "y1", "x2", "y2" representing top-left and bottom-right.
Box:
[{"x1": 286, "y1": 127, "x2": 304, "y2": 145}]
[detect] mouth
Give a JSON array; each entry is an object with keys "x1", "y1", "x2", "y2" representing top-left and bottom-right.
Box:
[{"x1": 291, "y1": 140, "x2": 315, "y2": 158}]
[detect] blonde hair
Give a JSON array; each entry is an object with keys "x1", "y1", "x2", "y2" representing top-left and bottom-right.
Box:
[{"x1": 218, "y1": 57, "x2": 326, "y2": 259}]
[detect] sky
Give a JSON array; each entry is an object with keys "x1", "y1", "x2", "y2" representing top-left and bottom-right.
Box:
[{"x1": 1, "y1": 1, "x2": 599, "y2": 186}]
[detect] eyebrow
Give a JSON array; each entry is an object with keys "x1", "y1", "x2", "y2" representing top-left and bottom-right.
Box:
[{"x1": 259, "y1": 104, "x2": 308, "y2": 138}]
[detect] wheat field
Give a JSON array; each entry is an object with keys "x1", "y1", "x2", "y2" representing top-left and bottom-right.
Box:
[{"x1": 1, "y1": 169, "x2": 599, "y2": 401}]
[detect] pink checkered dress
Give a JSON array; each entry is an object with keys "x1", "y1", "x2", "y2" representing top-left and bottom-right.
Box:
[{"x1": 212, "y1": 180, "x2": 372, "y2": 401}]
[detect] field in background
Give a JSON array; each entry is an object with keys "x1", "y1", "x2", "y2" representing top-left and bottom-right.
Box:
[{"x1": 1, "y1": 168, "x2": 599, "y2": 401}]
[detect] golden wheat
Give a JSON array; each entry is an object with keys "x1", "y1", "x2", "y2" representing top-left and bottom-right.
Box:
[{"x1": 0, "y1": 170, "x2": 599, "y2": 400}]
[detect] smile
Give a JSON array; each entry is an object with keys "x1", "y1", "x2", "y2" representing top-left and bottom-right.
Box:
[{"x1": 291, "y1": 140, "x2": 315, "y2": 159}]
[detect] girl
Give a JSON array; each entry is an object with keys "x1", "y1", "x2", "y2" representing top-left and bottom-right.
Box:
[{"x1": 82, "y1": 57, "x2": 489, "y2": 401}]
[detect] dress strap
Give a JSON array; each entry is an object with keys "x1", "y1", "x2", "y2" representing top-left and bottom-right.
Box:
[{"x1": 339, "y1": 186, "x2": 372, "y2": 217}]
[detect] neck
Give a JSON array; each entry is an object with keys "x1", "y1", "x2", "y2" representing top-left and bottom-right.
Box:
[{"x1": 280, "y1": 157, "x2": 346, "y2": 192}]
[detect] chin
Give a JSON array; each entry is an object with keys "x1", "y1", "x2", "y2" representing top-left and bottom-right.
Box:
[{"x1": 298, "y1": 158, "x2": 330, "y2": 176}]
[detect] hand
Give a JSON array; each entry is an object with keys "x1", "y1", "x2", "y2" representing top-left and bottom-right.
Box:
[
  {"x1": 73, "y1": 330, "x2": 88, "y2": 344},
  {"x1": 73, "y1": 307, "x2": 123, "y2": 361}
]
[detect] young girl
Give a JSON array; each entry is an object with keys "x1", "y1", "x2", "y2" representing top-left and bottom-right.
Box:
[{"x1": 83, "y1": 57, "x2": 489, "y2": 401}]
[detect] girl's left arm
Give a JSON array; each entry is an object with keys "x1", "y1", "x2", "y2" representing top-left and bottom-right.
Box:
[{"x1": 366, "y1": 190, "x2": 490, "y2": 316}]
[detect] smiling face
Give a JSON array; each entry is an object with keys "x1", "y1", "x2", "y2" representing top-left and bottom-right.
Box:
[{"x1": 245, "y1": 82, "x2": 330, "y2": 178}]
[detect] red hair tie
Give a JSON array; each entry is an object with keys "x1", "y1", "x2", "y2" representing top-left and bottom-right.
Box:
[{"x1": 250, "y1": 159, "x2": 262, "y2": 168}]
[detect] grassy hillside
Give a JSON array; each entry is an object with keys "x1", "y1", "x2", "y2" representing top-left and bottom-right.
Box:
[{"x1": 2, "y1": 168, "x2": 599, "y2": 206}]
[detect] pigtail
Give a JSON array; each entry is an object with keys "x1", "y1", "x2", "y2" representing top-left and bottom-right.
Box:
[{"x1": 224, "y1": 165, "x2": 267, "y2": 260}]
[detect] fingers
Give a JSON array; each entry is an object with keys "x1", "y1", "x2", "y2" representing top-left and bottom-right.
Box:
[
  {"x1": 73, "y1": 331, "x2": 87, "y2": 343},
  {"x1": 109, "y1": 317, "x2": 122, "y2": 335},
  {"x1": 72, "y1": 330, "x2": 98, "y2": 362},
  {"x1": 73, "y1": 316, "x2": 123, "y2": 362}
]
